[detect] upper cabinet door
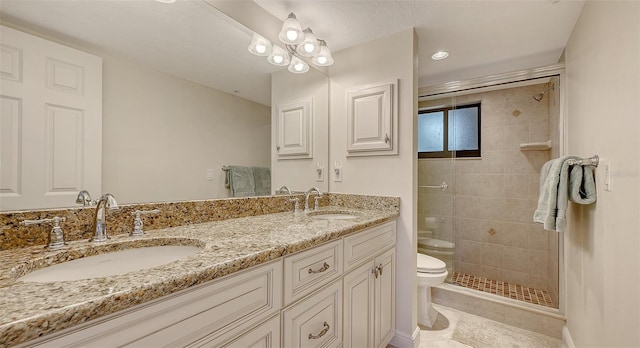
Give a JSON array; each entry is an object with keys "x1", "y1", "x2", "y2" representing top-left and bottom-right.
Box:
[
  {"x1": 0, "y1": 25, "x2": 102, "y2": 211},
  {"x1": 276, "y1": 97, "x2": 313, "y2": 159},
  {"x1": 346, "y1": 80, "x2": 397, "y2": 156}
]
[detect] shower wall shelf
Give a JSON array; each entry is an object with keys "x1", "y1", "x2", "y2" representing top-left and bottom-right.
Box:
[{"x1": 519, "y1": 140, "x2": 551, "y2": 151}]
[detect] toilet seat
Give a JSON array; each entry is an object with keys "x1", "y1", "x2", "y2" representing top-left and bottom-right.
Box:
[{"x1": 417, "y1": 253, "x2": 447, "y2": 274}]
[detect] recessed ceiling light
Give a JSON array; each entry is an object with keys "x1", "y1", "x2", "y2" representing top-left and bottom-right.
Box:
[
  {"x1": 156, "y1": 0, "x2": 176, "y2": 3},
  {"x1": 431, "y1": 51, "x2": 450, "y2": 60}
]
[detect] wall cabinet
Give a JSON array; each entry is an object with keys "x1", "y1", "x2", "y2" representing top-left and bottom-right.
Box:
[
  {"x1": 19, "y1": 221, "x2": 396, "y2": 348},
  {"x1": 275, "y1": 98, "x2": 313, "y2": 159},
  {"x1": 346, "y1": 81, "x2": 398, "y2": 156}
]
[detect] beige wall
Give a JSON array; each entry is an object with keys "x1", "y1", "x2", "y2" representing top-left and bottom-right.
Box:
[
  {"x1": 328, "y1": 29, "x2": 418, "y2": 347},
  {"x1": 103, "y1": 56, "x2": 271, "y2": 204},
  {"x1": 419, "y1": 83, "x2": 559, "y2": 306},
  {"x1": 271, "y1": 68, "x2": 329, "y2": 194},
  {"x1": 564, "y1": 1, "x2": 640, "y2": 346}
]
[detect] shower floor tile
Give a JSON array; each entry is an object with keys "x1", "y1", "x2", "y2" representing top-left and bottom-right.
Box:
[{"x1": 450, "y1": 272, "x2": 556, "y2": 308}]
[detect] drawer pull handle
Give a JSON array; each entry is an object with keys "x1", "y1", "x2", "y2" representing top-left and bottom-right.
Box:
[
  {"x1": 308, "y1": 321, "x2": 330, "y2": 340},
  {"x1": 308, "y1": 262, "x2": 330, "y2": 274}
]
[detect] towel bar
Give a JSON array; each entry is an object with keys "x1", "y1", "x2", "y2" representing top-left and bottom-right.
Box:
[
  {"x1": 567, "y1": 155, "x2": 599, "y2": 167},
  {"x1": 418, "y1": 182, "x2": 448, "y2": 191}
]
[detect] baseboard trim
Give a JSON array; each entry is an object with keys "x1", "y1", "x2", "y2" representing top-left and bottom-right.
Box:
[
  {"x1": 563, "y1": 326, "x2": 576, "y2": 348},
  {"x1": 390, "y1": 326, "x2": 420, "y2": 348}
]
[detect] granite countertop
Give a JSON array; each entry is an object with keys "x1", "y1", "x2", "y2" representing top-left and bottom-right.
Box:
[{"x1": 0, "y1": 206, "x2": 398, "y2": 347}]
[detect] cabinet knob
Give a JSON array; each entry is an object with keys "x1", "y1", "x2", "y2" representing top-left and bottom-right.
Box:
[
  {"x1": 308, "y1": 321, "x2": 330, "y2": 340},
  {"x1": 384, "y1": 133, "x2": 390, "y2": 144},
  {"x1": 276, "y1": 145, "x2": 281, "y2": 151},
  {"x1": 377, "y1": 264, "x2": 383, "y2": 276},
  {"x1": 372, "y1": 267, "x2": 379, "y2": 278}
]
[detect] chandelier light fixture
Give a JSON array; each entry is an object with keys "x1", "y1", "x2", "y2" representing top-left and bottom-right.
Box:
[{"x1": 248, "y1": 12, "x2": 334, "y2": 74}]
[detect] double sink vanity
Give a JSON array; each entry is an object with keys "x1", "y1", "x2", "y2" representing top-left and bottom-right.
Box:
[{"x1": 0, "y1": 193, "x2": 399, "y2": 347}]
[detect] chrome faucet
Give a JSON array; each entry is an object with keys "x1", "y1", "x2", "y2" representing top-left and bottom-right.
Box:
[
  {"x1": 304, "y1": 187, "x2": 323, "y2": 213},
  {"x1": 76, "y1": 190, "x2": 95, "y2": 206},
  {"x1": 276, "y1": 185, "x2": 293, "y2": 194},
  {"x1": 90, "y1": 193, "x2": 119, "y2": 243}
]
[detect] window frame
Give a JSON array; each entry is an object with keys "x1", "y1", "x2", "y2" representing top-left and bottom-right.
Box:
[{"x1": 418, "y1": 103, "x2": 481, "y2": 159}]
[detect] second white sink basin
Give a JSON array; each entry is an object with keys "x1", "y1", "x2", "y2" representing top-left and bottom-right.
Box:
[
  {"x1": 309, "y1": 212, "x2": 359, "y2": 220},
  {"x1": 19, "y1": 245, "x2": 202, "y2": 283}
]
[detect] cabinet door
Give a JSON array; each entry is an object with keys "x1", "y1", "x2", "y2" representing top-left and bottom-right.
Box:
[
  {"x1": 198, "y1": 314, "x2": 280, "y2": 348},
  {"x1": 346, "y1": 81, "x2": 397, "y2": 156},
  {"x1": 373, "y1": 248, "x2": 395, "y2": 348},
  {"x1": 343, "y1": 261, "x2": 374, "y2": 348},
  {"x1": 276, "y1": 98, "x2": 312, "y2": 159}
]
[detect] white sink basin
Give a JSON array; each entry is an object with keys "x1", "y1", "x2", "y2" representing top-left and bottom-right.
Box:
[
  {"x1": 309, "y1": 212, "x2": 359, "y2": 220},
  {"x1": 19, "y1": 245, "x2": 202, "y2": 283}
]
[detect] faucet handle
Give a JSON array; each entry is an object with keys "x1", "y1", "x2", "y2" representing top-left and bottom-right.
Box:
[
  {"x1": 314, "y1": 196, "x2": 321, "y2": 211},
  {"x1": 130, "y1": 209, "x2": 160, "y2": 237},
  {"x1": 20, "y1": 217, "x2": 67, "y2": 250},
  {"x1": 289, "y1": 198, "x2": 301, "y2": 216}
]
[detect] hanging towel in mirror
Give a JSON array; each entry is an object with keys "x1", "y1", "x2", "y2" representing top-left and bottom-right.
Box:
[
  {"x1": 225, "y1": 166, "x2": 255, "y2": 197},
  {"x1": 252, "y1": 167, "x2": 271, "y2": 196}
]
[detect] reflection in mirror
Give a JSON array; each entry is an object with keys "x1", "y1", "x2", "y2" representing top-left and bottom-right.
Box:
[
  {"x1": 271, "y1": 67, "x2": 329, "y2": 193},
  {"x1": 417, "y1": 73, "x2": 562, "y2": 309},
  {"x1": 0, "y1": 1, "x2": 328, "y2": 211}
]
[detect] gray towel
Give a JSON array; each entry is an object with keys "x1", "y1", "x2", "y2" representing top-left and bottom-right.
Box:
[
  {"x1": 226, "y1": 166, "x2": 255, "y2": 197},
  {"x1": 569, "y1": 165, "x2": 597, "y2": 204},
  {"x1": 533, "y1": 156, "x2": 578, "y2": 232},
  {"x1": 533, "y1": 156, "x2": 598, "y2": 232},
  {"x1": 252, "y1": 167, "x2": 271, "y2": 196}
]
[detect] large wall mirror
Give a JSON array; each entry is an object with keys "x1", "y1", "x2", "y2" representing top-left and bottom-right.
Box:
[{"x1": 0, "y1": 0, "x2": 329, "y2": 211}]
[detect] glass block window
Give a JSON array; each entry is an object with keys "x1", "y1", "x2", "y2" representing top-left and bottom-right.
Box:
[{"x1": 418, "y1": 103, "x2": 481, "y2": 158}]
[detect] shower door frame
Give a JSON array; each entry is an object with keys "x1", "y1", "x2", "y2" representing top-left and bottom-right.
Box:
[{"x1": 417, "y1": 63, "x2": 568, "y2": 315}]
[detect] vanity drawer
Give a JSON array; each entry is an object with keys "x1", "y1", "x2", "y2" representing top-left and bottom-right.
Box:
[
  {"x1": 282, "y1": 279, "x2": 342, "y2": 348},
  {"x1": 284, "y1": 239, "x2": 342, "y2": 305},
  {"x1": 343, "y1": 221, "x2": 396, "y2": 272}
]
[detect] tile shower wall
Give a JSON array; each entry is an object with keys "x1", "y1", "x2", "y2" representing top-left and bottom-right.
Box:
[{"x1": 418, "y1": 83, "x2": 558, "y2": 306}]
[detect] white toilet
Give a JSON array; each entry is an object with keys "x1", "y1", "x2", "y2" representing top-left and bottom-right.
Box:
[{"x1": 417, "y1": 253, "x2": 448, "y2": 328}]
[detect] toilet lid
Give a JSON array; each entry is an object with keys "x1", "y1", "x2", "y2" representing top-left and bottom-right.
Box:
[{"x1": 417, "y1": 253, "x2": 447, "y2": 273}]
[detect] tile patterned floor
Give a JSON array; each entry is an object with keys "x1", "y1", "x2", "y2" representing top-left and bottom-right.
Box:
[{"x1": 450, "y1": 272, "x2": 556, "y2": 308}]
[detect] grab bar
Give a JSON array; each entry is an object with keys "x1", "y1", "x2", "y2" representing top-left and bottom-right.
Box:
[{"x1": 418, "y1": 182, "x2": 448, "y2": 191}]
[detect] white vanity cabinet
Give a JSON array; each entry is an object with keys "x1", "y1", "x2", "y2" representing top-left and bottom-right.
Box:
[
  {"x1": 17, "y1": 220, "x2": 396, "y2": 348},
  {"x1": 343, "y1": 221, "x2": 397, "y2": 348}
]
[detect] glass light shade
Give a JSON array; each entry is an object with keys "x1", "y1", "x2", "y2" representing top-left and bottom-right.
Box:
[
  {"x1": 296, "y1": 28, "x2": 320, "y2": 57},
  {"x1": 278, "y1": 13, "x2": 303, "y2": 45},
  {"x1": 288, "y1": 56, "x2": 309, "y2": 74},
  {"x1": 248, "y1": 33, "x2": 272, "y2": 56},
  {"x1": 268, "y1": 45, "x2": 290, "y2": 66},
  {"x1": 311, "y1": 40, "x2": 334, "y2": 66}
]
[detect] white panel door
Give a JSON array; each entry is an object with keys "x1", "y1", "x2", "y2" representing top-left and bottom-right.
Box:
[{"x1": 0, "y1": 25, "x2": 102, "y2": 211}]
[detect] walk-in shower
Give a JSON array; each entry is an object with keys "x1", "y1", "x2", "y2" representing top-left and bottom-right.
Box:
[{"x1": 417, "y1": 73, "x2": 562, "y2": 311}]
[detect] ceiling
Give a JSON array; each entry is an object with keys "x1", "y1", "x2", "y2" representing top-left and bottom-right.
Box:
[{"x1": 0, "y1": 0, "x2": 585, "y2": 106}]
